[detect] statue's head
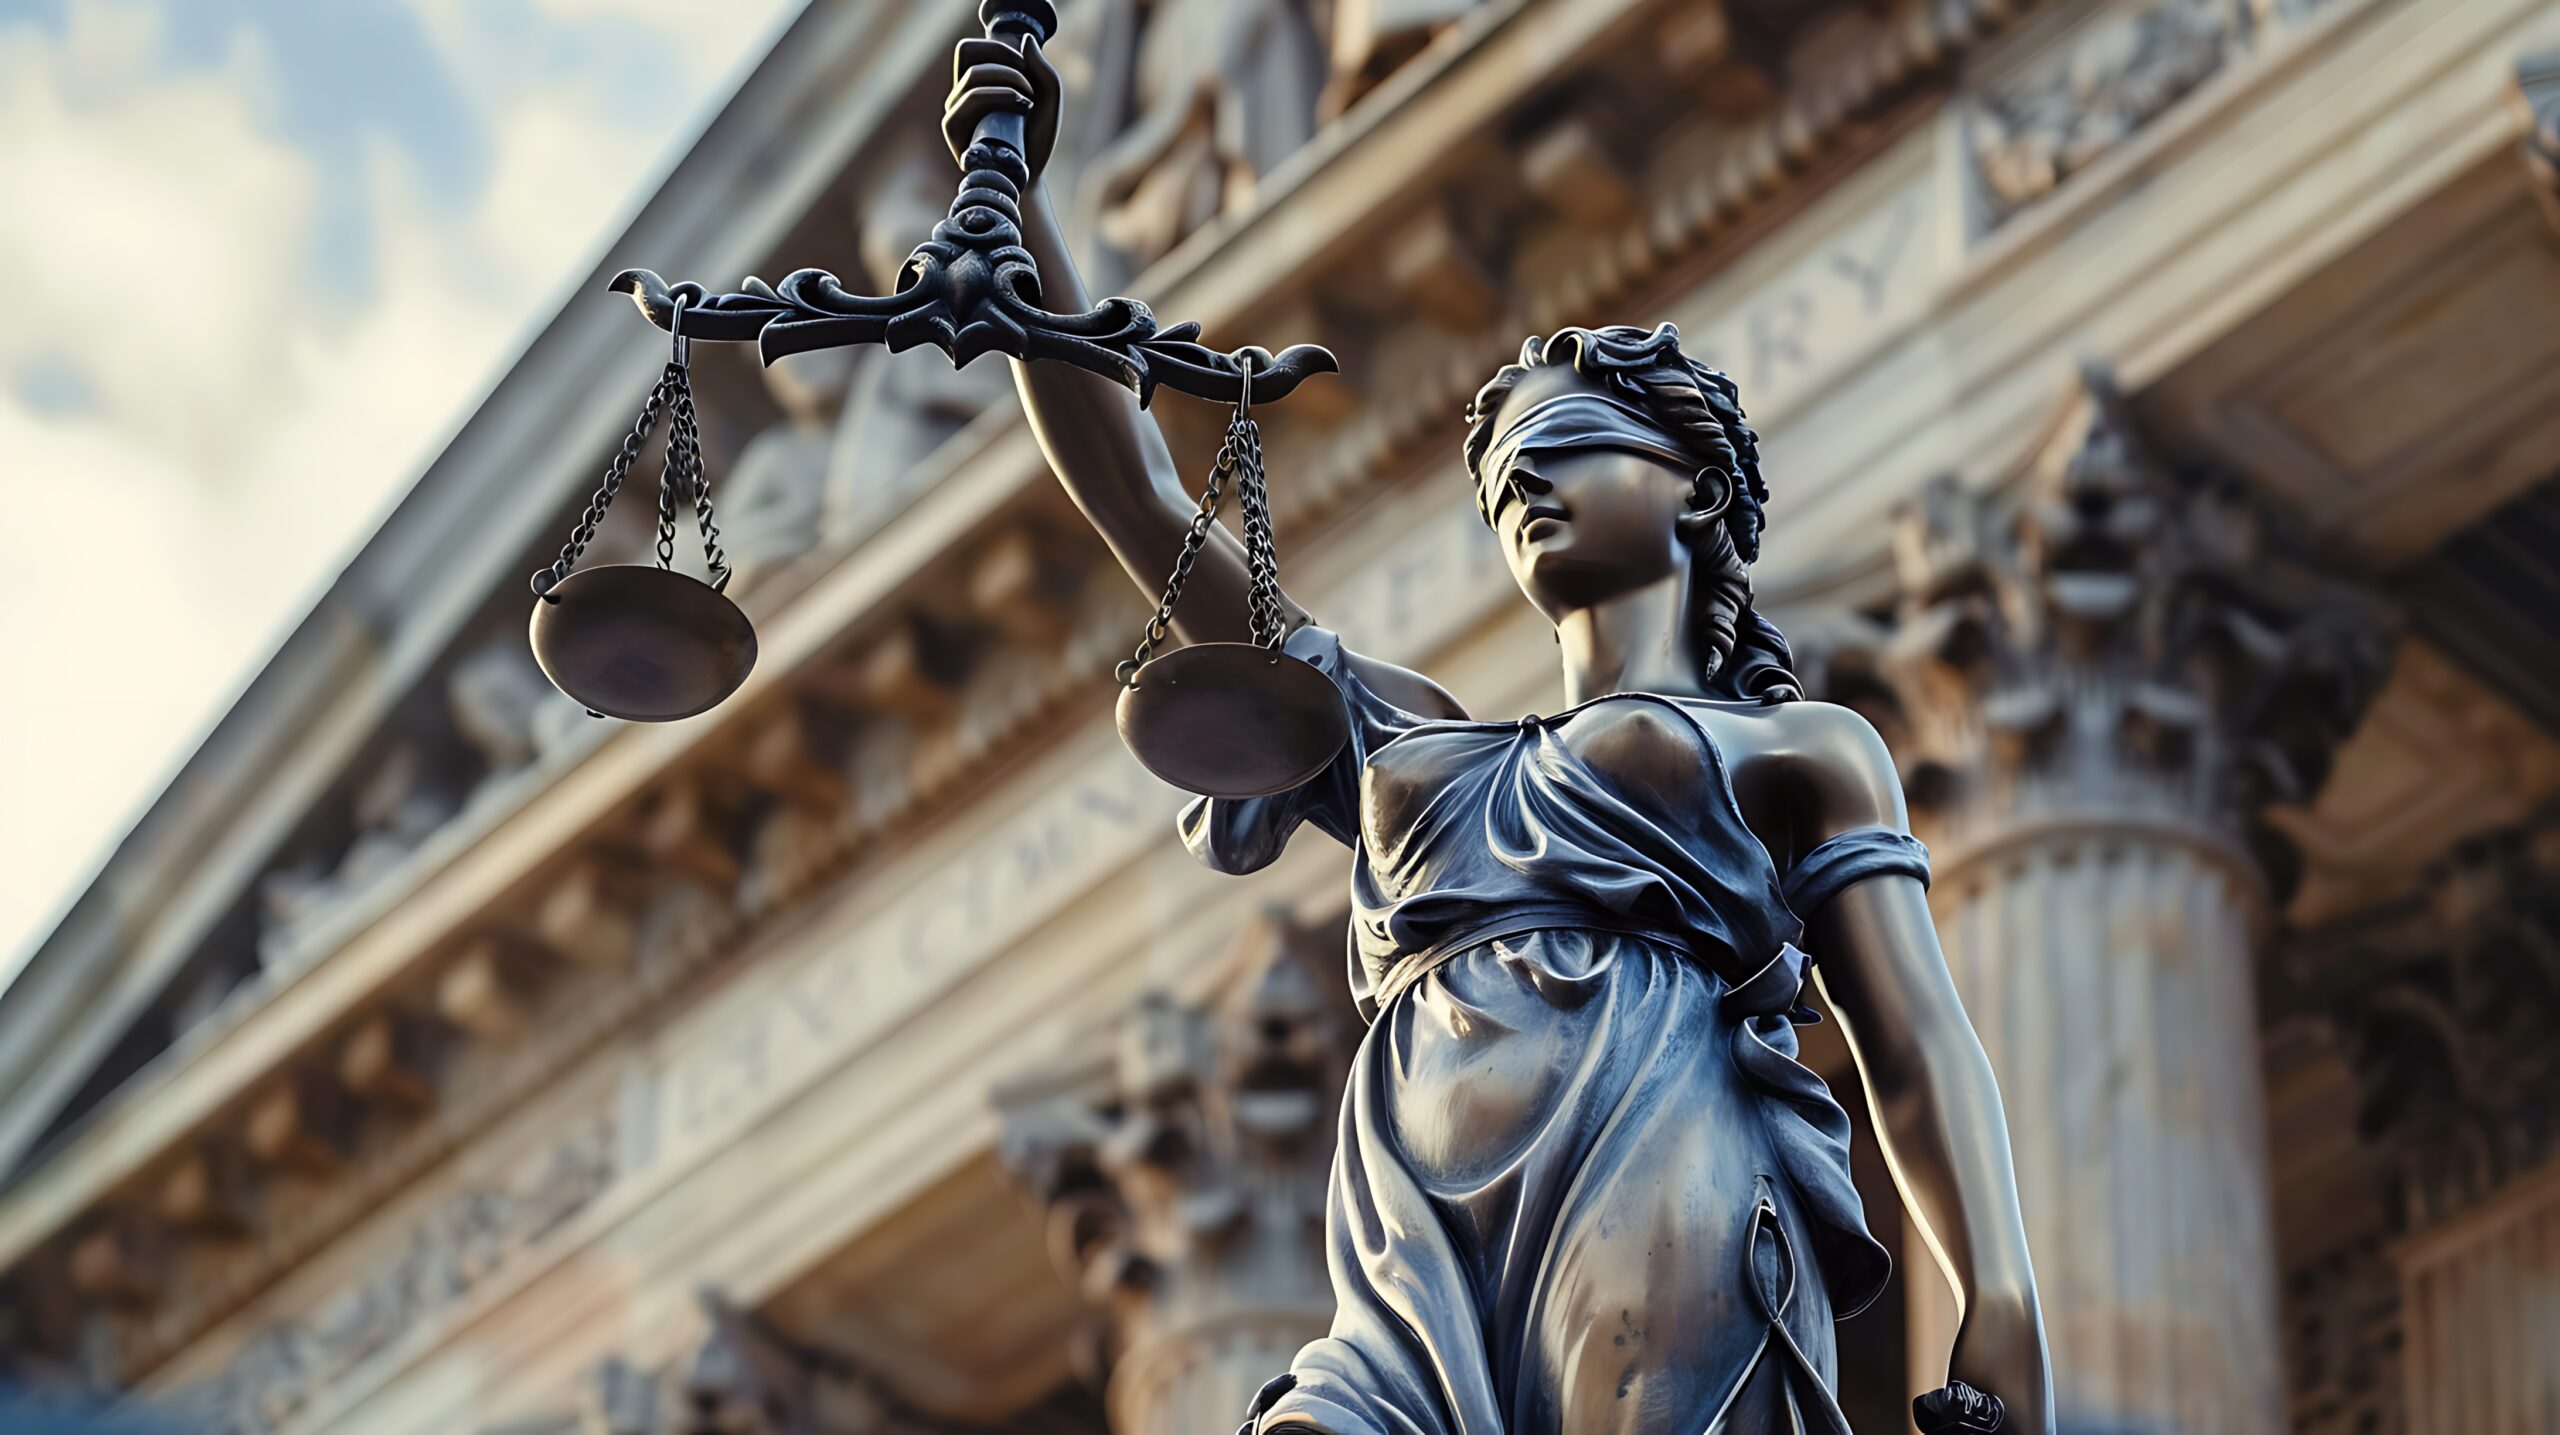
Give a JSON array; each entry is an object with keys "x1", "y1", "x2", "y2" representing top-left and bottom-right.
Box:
[{"x1": 1463, "y1": 322, "x2": 1798, "y2": 701}]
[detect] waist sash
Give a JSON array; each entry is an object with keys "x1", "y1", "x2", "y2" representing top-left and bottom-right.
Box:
[{"x1": 1367, "y1": 826, "x2": 1929, "y2": 1021}]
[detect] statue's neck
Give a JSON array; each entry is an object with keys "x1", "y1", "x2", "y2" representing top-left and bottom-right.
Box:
[{"x1": 1555, "y1": 572, "x2": 1711, "y2": 705}]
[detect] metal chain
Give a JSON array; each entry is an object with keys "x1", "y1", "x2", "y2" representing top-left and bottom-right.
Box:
[
  {"x1": 533, "y1": 296, "x2": 732, "y2": 601},
  {"x1": 1115, "y1": 417, "x2": 1240, "y2": 687},
  {"x1": 653, "y1": 359, "x2": 698, "y2": 571},
  {"x1": 1115, "y1": 353, "x2": 1289, "y2": 686},
  {"x1": 655, "y1": 405, "x2": 680, "y2": 570},
  {"x1": 532, "y1": 366, "x2": 676, "y2": 597},
  {"x1": 1231, "y1": 416, "x2": 1286, "y2": 651},
  {"x1": 666, "y1": 375, "x2": 731, "y2": 591}
]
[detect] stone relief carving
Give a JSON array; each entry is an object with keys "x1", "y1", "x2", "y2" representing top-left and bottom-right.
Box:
[
  {"x1": 821, "y1": 146, "x2": 1015, "y2": 547},
  {"x1": 247, "y1": 635, "x2": 585, "y2": 1000},
  {"x1": 995, "y1": 908, "x2": 1353, "y2": 1434},
  {"x1": 1069, "y1": 0, "x2": 1324, "y2": 276},
  {"x1": 721, "y1": 346, "x2": 859, "y2": 602},
  {"x1": 678, "y1": 1290, "x2": 845, "y2": 1435},
  {"x1": 1971, "y1": 0, "x2": 2246, "y2": 223},
  {"x1": 2275, "y1": 808, "x2": 2560, "y2": 1228},
  {"x1": 1320, "y1": 0, "x2": 1487, "y2": 118},
  {"x1": 451, "y1": 635, "x2": 559, "y2": 784},
  {"x1": 190, "y1": 1111, "x2": 618, "y2": 1434},
  {"x1": 259, "y1": 743, "x2": 468, "y2": 966}
]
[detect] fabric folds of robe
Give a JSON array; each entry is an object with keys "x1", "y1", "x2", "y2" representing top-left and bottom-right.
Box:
[{"x1": 1171, "y1": 626, "x2": 1928, "y2": 1434}]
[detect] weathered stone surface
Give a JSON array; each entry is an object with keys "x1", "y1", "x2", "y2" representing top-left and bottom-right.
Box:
[
  {"x1": 997, "y1": 908, "x2": 1352, "y2": 1435},
  {"x1": 2277, "y1": 806, "x2": 2560, "y2": 1228},
  {"x1": 189, "y1": 1111, "x2": 618, "y2": 1434}
]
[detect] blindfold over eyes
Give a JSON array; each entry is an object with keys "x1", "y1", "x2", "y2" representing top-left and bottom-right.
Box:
[{"x1": 1475, "y1": 392, "x2": 1701, "y2": 518}]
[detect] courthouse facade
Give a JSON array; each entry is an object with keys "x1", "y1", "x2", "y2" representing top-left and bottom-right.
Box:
[{"x1": 3, "y1": 1, "x2": 2558, "y2": 1431}]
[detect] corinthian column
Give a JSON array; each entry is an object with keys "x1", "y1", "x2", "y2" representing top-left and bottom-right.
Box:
[
  {"x1": 996, "y1": 910, "x2": 1354, "y2": 1435},
  {"x1": 1814, "y1": 365, "x2": 2392, "y2": 1435},
  {"x1": 2280, "y1": 809, "x2": 2560, "y2": 1430}
]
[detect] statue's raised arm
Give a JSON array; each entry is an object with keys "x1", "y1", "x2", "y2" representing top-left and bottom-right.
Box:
[{"x1": 942, "y1": 34, "x2": 1465, "y2": 733}]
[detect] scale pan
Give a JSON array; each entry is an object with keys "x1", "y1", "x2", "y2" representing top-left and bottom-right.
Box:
[
  {"x1": 1114, "y1": 642, "x2": 1350, "y2": 799},
  {"x1": 529, "y1": 564, "x2": 756, "y2": 722}
]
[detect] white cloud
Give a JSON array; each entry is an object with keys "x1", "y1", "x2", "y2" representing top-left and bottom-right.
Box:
[
  {"x1": 0, "y1": 0, "x2": 804, "y2": 983},
  {"x1": 0, "y1": 6, "x2": 316, "y2": 469}
]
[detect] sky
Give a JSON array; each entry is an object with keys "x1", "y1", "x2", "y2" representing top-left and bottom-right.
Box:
[{"x1": 0, "y1": 0, "x2": 806, "y2": 989}]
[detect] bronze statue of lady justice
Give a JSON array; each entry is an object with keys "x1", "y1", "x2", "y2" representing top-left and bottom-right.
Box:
[{"x1": 937, "y1": 30, "x2": 2055, "y2": 1435}]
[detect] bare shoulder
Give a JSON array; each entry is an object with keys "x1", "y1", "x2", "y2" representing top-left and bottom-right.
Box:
[
  {"x1": 1763, "y1": 699, "x2": 1909, "y2": 836},
  {"x1": 1342, "y1": 650, "x2": 1468, "y2": 721}
]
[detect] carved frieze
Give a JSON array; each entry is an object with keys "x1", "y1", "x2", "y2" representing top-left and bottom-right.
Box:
[
  {"x1": 188, "y1": 1111, "x2": 617, "y2": 1435},
  {"x1": 1969, "y1": 0, "x2": 2340, "y2": 227},
  {"x1": 1972, "y1": 1, "x2": 2240, "y2": 222},
  {"x1": 1071, "y1": 0, "x2": 1324, "y2": 277},
  {"x1": 259, "y1": 742, "x2": 469, "y2": 969},
  {"x1": 531, "y1": 1293, "x2": 1108, "y2": 1435},
  {"x1": 1322, "y1": 0, "x2": 1488, "y2": 117},
  {"x1": 665, "y1": 1288, "x2": 1070, "y2": 1435},
  {"x1": 450, "y1": 636, "x2": 558, "y2": 785}
]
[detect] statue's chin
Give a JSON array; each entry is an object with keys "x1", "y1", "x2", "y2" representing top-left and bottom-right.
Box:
[{"x1": 1520, "y1": 548, "x2": 1660, "y2": 611}]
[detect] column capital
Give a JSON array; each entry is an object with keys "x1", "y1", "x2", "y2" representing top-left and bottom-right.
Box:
[
  {"x1": 1807, "y1": 362, "x2": 2395, "y2": 898},
  {"x1": 2276, "y1": 807, "x2": 2560, "y2": 1229},
  {"x1": 995, "y1": 908, "x2": 1354, "y2": 1435},
  {"x1": 664, "y1": 1287, "x2": 959, "y2": 1435}
]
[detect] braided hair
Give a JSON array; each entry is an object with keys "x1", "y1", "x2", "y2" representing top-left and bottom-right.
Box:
[{"x1": 1461, "y1": 322, "x2": 1801, "y2": 703}]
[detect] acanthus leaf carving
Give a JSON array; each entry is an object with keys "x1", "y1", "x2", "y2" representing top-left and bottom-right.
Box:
[
  {"x1": 2274, "y1": 808, "x2": 2560, "y2": 1230},
  {"x1": 673, "y1": 1287, "x2": 982, "y2": 1435},
  {"x1": 994, "y1": 907, "x2": 1354, "y2": 1405},
  {"x1": 1805, "y1": 362, "x2": 2393, "y2": 890}
]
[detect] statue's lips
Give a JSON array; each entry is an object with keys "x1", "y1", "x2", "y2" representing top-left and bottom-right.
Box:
[{"x1": 1522, "y1": 513, "x2": 1569, "y2": 541}]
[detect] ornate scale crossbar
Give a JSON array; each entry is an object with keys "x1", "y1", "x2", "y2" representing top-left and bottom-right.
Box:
[{"x1": 530, "y1": 0, "x2": 1345, "y2": 797}]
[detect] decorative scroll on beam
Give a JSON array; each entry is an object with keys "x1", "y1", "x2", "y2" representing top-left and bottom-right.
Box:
[{"x1": 609, "y1": 0, "x2": 1339, "y2": 409}]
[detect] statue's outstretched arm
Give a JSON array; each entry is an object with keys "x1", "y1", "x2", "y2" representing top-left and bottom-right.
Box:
[
  {"x1": 945, "y1": 38, "x2": 1465, "y2": 723},
  {"x1": 1789, "y1": 705, "x2": 2056, "y2": 1435},
  {"x1": 948, "y1": 36, "x2": 1298, "y2": 651}
]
